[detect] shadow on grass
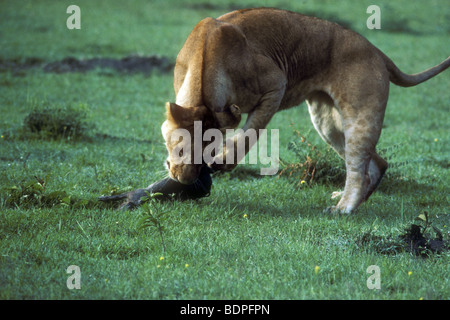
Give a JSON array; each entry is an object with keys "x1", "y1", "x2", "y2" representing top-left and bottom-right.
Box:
[
  {"x1": 357, "y1": 219, "x2": 449, "y2": 257},
  {"x1": 3, "y1": 152, "x2": 446, "y2": 222},
  {"x1": 376, "y1": 173, "x2": 449, "y2": 208},
  {"x1": 212, "y1": 166, "x2": 265, "y2": 181}
]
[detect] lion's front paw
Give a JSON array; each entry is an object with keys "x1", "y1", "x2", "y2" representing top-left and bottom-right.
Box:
[
  {"x1": 324, "y1": 206, "x2": 339, "y2": 215},
  {"x1": 323, "y1": 205, "x2": 354, "y2": 215}
]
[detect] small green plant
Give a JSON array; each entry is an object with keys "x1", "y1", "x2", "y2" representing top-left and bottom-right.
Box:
[
  {"x1": 400, "y1": 211, "x2": 448, "y2": 256},
  {"x1": 137, "y1": 192, "x2": 167, "y2": 252},
  {"x1": 4, "y1": 175, "x2": 93, "y2": 209},
  {"x1": 358, "y1": 212, "x2": 449, "y2": 257},
  {"x1": 4, "y1": 175, "x2": 66, "y2": 208}
]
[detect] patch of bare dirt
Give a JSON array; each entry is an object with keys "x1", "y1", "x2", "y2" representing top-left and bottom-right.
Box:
[{"x1": 0, "y1": 55, "x2": 173, "y2": 76}]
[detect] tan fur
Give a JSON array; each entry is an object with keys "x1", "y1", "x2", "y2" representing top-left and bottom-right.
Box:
[{"x1": 162, "y1": 8, "x2": 449, "y2": 213}]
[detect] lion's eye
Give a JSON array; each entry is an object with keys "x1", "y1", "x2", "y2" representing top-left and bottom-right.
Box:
[{"x1": 179, "y1": 149, "x2": 184, "y2": 157}]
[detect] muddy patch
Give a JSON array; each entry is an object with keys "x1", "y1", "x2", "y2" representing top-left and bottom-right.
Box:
[
  {"x1": 0, "y1": 57, "x2": 45, "y2": 74},
  {"x1": 0, "y1": 55, "x2": 174, "y2": 76},
  {"x1": 358, "y1": 212, "x2": 449, "y2": 257}
]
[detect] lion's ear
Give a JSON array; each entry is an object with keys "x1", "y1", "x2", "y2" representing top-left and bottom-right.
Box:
[
  {"x1": 165, "y1": 102, "x2": 184, "y2": 124},
  {"x1": 215, "y1": 104, "x2": 242, "y2": 129},
  {"x1": 165, "y1": 102, "x2": 209, "y2": 125},
  {"x1": 229, "y1": 104, "x2": 241, "y2": 118}
]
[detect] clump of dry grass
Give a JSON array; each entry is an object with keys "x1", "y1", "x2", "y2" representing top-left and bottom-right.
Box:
[{"x1": 279, "y1": 130, "x2": 345, "y2": 186}]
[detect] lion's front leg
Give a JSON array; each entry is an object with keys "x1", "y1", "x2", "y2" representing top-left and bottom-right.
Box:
[
  {"x1": 209, "y1": 106, "x2": 281, "y2": 173},
  {"x1": 208, "y1": 134, "x2": 248, "y2": 172}
]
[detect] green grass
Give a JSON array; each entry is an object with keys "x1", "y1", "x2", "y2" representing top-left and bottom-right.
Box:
[{"x1": 0, "y1": 0, "x2": 449, "y2": 300}]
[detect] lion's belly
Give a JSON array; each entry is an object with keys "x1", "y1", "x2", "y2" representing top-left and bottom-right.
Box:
[{"x1": 279, "y1": 78, "x2": 325, "y2": 110}]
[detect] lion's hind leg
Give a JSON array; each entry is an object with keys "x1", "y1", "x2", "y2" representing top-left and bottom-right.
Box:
[
  {"x1": 332, "y1": 88, "x2": 389, "y2": 213},
  {"x1": 306, "y1": 91, "x2": 346, "y2": 199},
  {"x1": 365, "y1": 152, "x2": 388, "y2": 201},
  {"x1": 307, "y1": 89, "x2": 388, "y2": 214}
]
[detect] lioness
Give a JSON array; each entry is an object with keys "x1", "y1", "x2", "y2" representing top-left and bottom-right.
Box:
[{"x1": 162, "y1": 8, "x2": 449, "y2": 214}]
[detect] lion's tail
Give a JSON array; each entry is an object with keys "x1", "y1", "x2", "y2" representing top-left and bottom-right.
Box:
[{"x1": 383, "y1": 54, "x2": 450, "y2": 87}]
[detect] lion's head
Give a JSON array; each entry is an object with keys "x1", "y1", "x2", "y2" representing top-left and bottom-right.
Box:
[{"x1": 161, "y1": 102, "x2": 241, "y2": 184}]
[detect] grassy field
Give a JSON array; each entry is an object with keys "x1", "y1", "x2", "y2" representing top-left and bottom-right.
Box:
[{"x1": 0, "y1": 0, "x2": 449, "y2": 301}]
